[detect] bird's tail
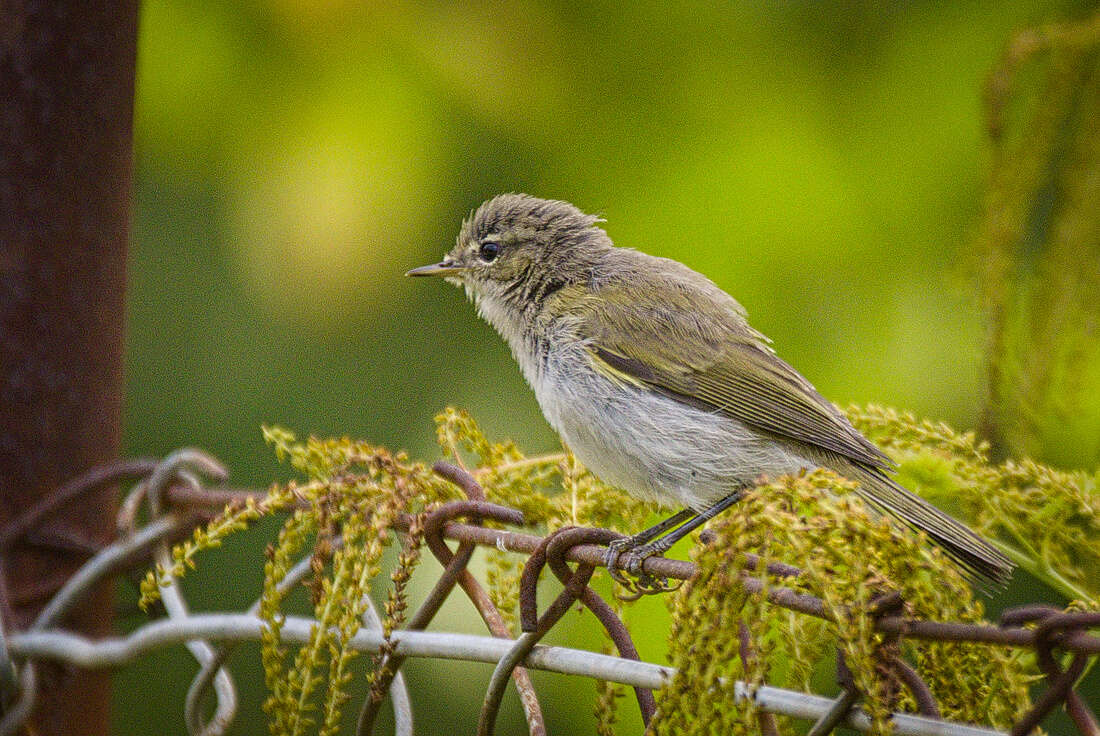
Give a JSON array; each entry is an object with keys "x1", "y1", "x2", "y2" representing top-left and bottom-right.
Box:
[{"x1": 851, "y1": 467, "x2": 1013, "y2": 587}]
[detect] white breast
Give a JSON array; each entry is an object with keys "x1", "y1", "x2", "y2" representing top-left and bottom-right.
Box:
[
  {"x1": 534, "y1": 343, "x2": 817, "y2": 511},
  {"x1": 467, "y1": 286, "x2": 818, "y2": 511}
]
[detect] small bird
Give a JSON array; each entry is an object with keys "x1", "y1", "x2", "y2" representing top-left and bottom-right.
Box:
[{"x1": 408, "y1": 194, "x2": 1012, "y2": 588}]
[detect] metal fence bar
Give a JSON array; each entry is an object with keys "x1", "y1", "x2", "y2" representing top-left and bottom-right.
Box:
[
  {"x1": 0, "y1": 514, "x2": 193, "y2": 735},
  {"x1": 4, "y1": 615, "x2": 1009, "y2": 736}
]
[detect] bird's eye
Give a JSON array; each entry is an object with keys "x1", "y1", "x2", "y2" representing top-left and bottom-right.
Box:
[{"x1": 479, "y1": 241, "x2": 500, "y2": 262}]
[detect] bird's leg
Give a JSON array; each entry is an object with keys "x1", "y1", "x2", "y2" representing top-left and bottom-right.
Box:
[
  {"x1": 627, "y1": 490, "x2": 745, "y2": 565},
  {"x1": 612, "y1": 491, "x2": 746, "y2": 594},
  {"x1": 604, "y1": 509, "x2": 694, "y2": 588}
]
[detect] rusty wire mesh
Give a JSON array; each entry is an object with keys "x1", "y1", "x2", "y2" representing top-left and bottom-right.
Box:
[{"x1": 0, "y1": 452, "x2": 1097, "y2": 736}]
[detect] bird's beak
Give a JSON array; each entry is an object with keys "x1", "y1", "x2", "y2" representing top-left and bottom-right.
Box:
[{"x1": 405, "y1": 260, "x2": 464, "y2": 277}]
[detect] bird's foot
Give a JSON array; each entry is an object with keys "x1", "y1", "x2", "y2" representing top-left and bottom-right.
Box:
[
  {"x1": 604, "y1": 537, "x2": 681, "y2": 599},
  {"x1": 603, "y1": 536, "x2": 636, "y2": 588}
]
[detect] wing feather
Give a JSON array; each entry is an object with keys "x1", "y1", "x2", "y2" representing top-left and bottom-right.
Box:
[{"x1": 577, "y1": 279, "x2": 891, "y2": 470}]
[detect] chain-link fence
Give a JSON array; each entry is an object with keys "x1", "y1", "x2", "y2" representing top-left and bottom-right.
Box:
[{"x1": 0, "y1": 451, "x2": 1097, "y2": 736}]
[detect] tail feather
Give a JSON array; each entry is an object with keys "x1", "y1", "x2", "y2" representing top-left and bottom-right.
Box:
[{"x1": 851, "y1": 467, "x2": 1013, "y2": 586}]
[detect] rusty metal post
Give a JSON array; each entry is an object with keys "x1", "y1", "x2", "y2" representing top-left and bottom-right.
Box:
[{"x1": 0, "y1": 1, "x2": 137, "y2": 734}]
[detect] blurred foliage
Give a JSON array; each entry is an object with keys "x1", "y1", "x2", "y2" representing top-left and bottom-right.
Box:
[
  {"x1": 120, "y1": 1, "x2": 1100, "y2": 733},
  {"x1": 141, "y1": 409, "x2": 1100, "y2": 735},
  {"x1": 127, "y1": 0, "x2": 1100, "y2": 490},
  {"x1": 974, "y1": 10, "x2": 1100, "y2": 466}
]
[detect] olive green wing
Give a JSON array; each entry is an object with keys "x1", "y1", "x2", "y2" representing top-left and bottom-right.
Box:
[{"x1": 576, "y1": 283, "x2": 892, "y2": 470}]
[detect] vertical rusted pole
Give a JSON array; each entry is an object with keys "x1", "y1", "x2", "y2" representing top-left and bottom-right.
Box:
[{"x1": 0, "y1": 2, "x2": 137, "y2": 734}]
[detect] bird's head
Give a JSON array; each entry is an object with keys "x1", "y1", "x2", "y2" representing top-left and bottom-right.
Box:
[{"x1": 407, "y1": 193, "x2": 611, "y2": 311}]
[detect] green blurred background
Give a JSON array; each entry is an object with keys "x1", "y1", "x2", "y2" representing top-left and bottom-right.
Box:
[{"x1": 117, "y1": 1, "x2": 1097, "y2": 733}]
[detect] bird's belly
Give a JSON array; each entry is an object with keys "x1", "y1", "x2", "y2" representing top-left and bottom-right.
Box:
[{"x1": 534, "y1": 352, "x2": 817, "y2": 511}]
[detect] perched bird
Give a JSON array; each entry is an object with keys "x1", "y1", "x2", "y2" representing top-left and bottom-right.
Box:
[{"x1": 408, "y1": 194, "x2": 1013, "y2": 588}]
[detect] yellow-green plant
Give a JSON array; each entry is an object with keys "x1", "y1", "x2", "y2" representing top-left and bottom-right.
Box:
[
  {"x1": 141, "y1": 430, "x2": 455, "y2": 736},
  {"x1": 975, "y1": 10, "x2": 1100, "y2": 466},
  {"x1": 851, "y1": 404, "x2": 1100, "y2": 605},
  {"x1": 139, "y1": 407, "x2": 1099, "y2": 735},
  {"x1": 652, "y1": 470, "x2": 1032, "y2": 736}
]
